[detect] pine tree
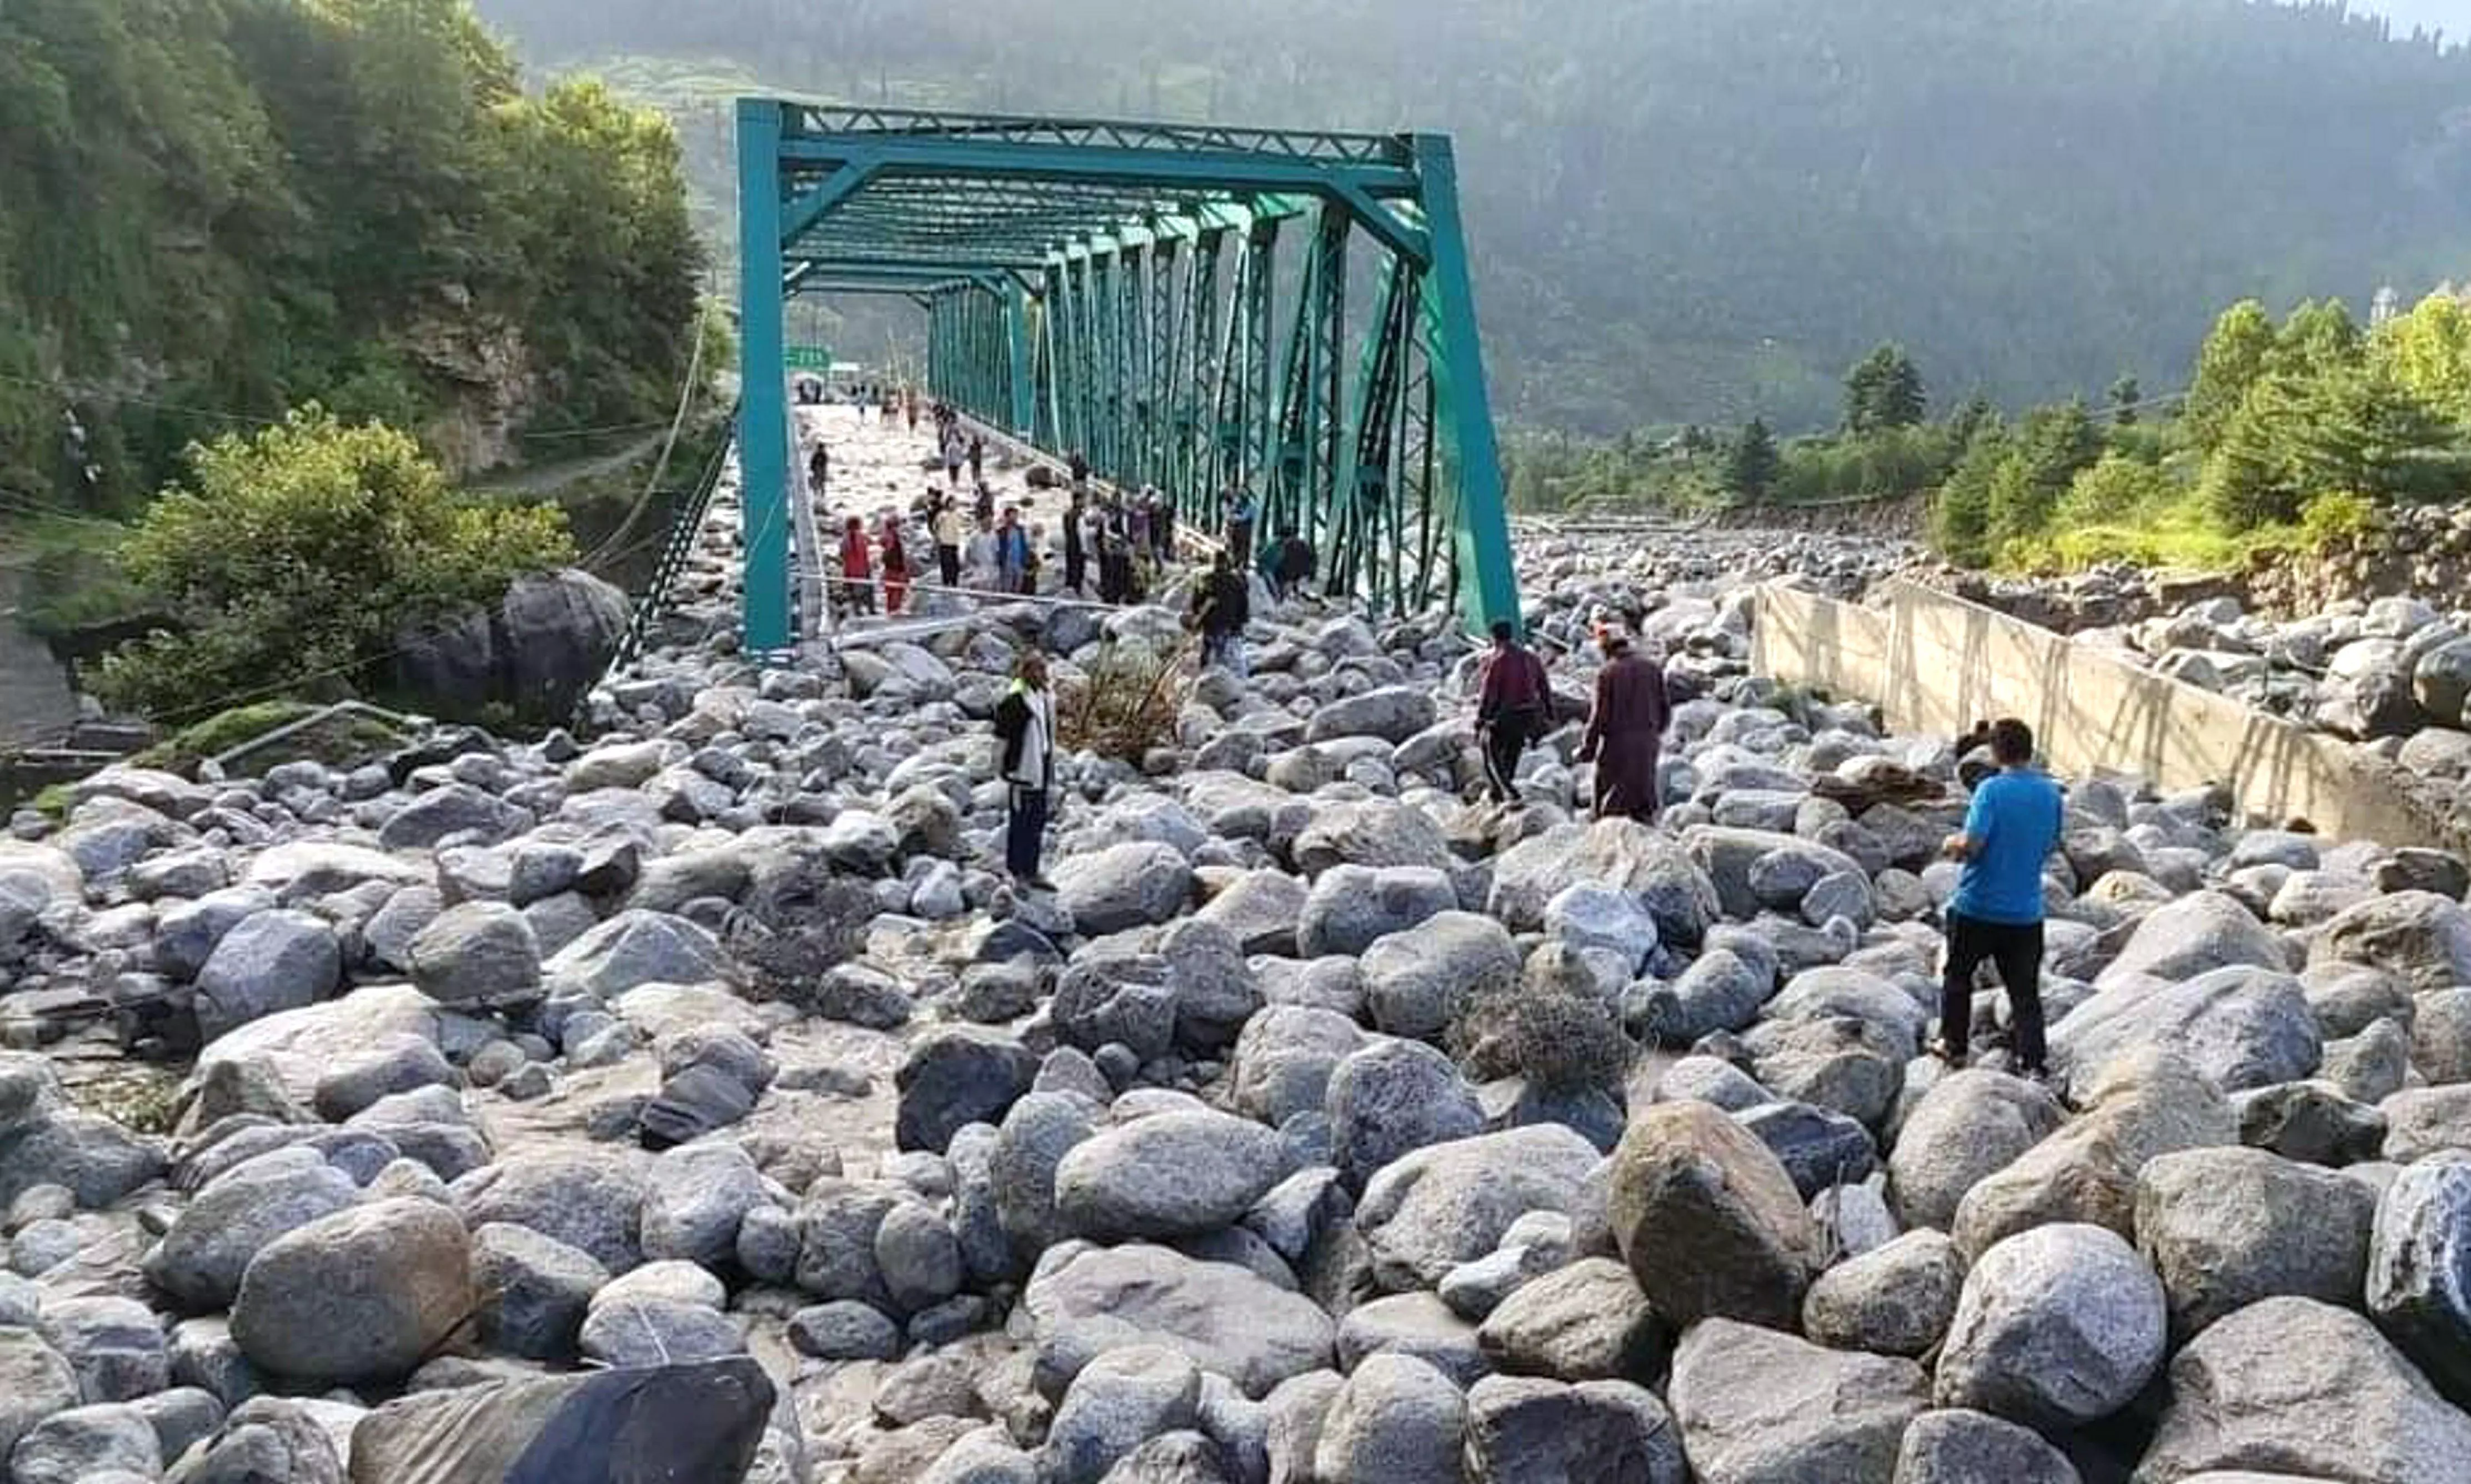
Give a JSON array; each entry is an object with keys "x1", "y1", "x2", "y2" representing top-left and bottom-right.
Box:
[
  {"x1": 2108, "y1": 375, "x2": 2142, "y2": 426},
  {"x1": 1725, "y1": 418, "x2": 1783, "y2": 502},
  {"x1": 1844, "y1": 344, "x2": 1926, "y2": 434},
  {"x1": 2186, "y1": 301, "x2": 2277, "y2": 452}
]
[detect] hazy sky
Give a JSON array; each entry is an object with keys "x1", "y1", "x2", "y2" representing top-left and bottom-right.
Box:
[{"x1": 2362, "y1": 0, "x2": 2471, "y2": 36}]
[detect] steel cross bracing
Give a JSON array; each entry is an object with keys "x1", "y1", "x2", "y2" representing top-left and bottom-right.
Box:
[{"x1": 734, "y1": 100, "x2": 1518, "y2": 652}]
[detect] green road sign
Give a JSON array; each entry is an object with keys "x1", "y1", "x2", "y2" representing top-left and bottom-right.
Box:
[{"x1": 785, "y1": 345, "x2": 833, "y2": 370}]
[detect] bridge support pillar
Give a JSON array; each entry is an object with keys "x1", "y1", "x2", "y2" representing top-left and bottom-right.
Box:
[{"x1": 735, "y1": 100, "x2": 794, "y2": 654}]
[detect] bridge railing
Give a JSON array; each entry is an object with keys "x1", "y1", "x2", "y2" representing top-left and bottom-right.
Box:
[{"x1": 584, "y1": 405, "x2": 739, "y2": 715}]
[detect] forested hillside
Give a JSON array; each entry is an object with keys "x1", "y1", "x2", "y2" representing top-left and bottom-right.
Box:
[
  {"x1": 0, "y1": 0, "x2": 704, "y2": 511},
  {"x1": 477, "y1": 0, "x2": 2471, "y2": 434}
]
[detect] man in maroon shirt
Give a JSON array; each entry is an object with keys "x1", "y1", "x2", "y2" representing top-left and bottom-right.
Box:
[
  {"x1": 1578, "y1": 629, "x2": 1671, "y2": 822},
  {"x1": 1476, "y1": 620, "x2": 1550, "y2": 805}
]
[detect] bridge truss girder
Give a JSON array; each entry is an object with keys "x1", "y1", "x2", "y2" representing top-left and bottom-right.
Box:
[{"x1": 735, "y1": 102, "x2": 1518, "y2": 651}]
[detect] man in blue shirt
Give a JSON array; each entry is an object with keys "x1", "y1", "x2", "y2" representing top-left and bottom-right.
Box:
[{"x1": 1934, "y1": 716, "x2": 2064, "y2": 1076}]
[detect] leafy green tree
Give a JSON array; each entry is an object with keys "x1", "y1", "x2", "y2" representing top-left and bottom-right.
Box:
[
  {"x1": 1725, "y1": 417, "x2": 1783, "y2": 502},
  {"x1": 2185, "y1": 300, "x2": 2277, "y2": 453},
  {"x1": 95, "y1": 409, "x2": 573, "y2": 716},
  {"x1": 2371, "y1": 289, "x2": 2471, "y2": 424}
]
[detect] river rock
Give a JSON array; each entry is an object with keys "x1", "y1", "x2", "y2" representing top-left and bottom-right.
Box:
[
  {"x1": 1023, "y1": 1243, "x2": 1335, "y2": 1399},
  {"x1": 1607, "y1": 1100, "x2": 1818, "y2": 1328},
  {"x1": 2365, "y1": 1155, "x2": 2471, "y2": 1407},
  {"x1": 1055, "y1": 1110, "x2": 1290, "y2": 1241},
  {"x1": 2134, "y1": 1297, "x2": 2471, "y2": 1484},
  {"x1": 1667, "y1": 1318, "x2": 1927, "y2": 1484},
  {"x1": 229, "y1": 1198, "x2": 472, "y2": 1383},
  {"x1": 1463, "y1": 1375, "x2": 1686, "y2": 1484},
  {"x1": 1936, "y1": 1222, "x2": 2167, "y2": 1430},
  {"x1": 1356, "y1": 1125, "x2": 1602, "y2": 1290},
  {"x1": 2134, "y1": 1145, "x2": 2377, "y2": 1341}
]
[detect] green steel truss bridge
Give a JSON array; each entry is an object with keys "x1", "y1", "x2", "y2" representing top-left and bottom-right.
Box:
[{"x1": 735, "y1": 102, "x2": 1520, "y2": 651}]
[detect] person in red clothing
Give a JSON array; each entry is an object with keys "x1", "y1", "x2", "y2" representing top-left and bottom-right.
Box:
[
  {"x1": 880, "y1": 515, "x2": 912, "y2": 615},
  {"x1": 1476, "y1": 619, "x2": 1550, "y2": 804},
  {"x1": 838, "y1": 515, "x2": 875, "y2": 615},
  {"x1": 1577, "y1": 628, "x2": 1670, "y2": 821}
]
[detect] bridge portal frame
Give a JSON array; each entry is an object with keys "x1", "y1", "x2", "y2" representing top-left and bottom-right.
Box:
[{"x1": 736, "y1": 101, "x2": 1518, "y2": 651}]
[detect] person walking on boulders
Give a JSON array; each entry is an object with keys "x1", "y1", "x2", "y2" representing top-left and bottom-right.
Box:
[
  {"x1": 1476, "y1": 620, "x2": 1550, "y2": 805},
  {"x1": 1576, "y1": 628, "x2": 1669, "y2": 821},
  {"x1": 995, "y1": 651, "x2": 1057, "y2": 891},
  {"x1": 1933, "y1": 716, "x2": 2063, "y2": 1077}
]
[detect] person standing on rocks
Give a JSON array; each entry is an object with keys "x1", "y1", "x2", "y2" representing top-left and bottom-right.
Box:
[
  {"x1": 1934, "y1": 715, "x2": 2064, "y2": 1076},
  {"x1": 1225, "y1": 487, "x2": 1258, "y2": 569},
  {"x1": 968, "y1": 433, "x2": 985, "y2": 487},
  {"x1": 880, "y1": 515, "x2": 913, "y2": 615},
  {"x1": 838, "y1": 515, "x2": 875, "y2": 616},
  {"x1": 1270, "y1": 526, "x2": 1315, "y2": 601},
  {"x1": 1476, "y1": 619, "x2": 1550, "y2": 805},
  {"x1": 995, "y1": 507, "x2": 1031, "y2": 594},
  {"x1": 1062, "y1": 490, "x2": 1089, "y2": 595},
  {"x1": 1190, "y1": 550, "x2": 1251, "y2": 675},
  {"x1": 1576, "y1": 629, "x2": 1670, "y2": 821},
  {"x1": 932, "y1": 494, "x2": 964, "y2": 588},
  {"x1": 995, "y1": 650, "x2": 1058, "y2": 891},
  {"x1": 806, "y1": 441, "x2": 829, "y2": 501}
]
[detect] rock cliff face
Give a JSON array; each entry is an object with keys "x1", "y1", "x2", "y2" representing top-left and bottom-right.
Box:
[{"x1": 389, "y1": 568, "x2": 628, "y2": 727}]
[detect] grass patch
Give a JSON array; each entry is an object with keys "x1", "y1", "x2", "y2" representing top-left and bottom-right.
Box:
[
  {"x1": 1993, "y1": 488, "x2": 2373, "y2": 575},
  {"x1": 68, "y1": 1063, "x2": 183, "y2": 1136},
  {"x1": 29, "y1": 783, "x2": 73, "y2": 821},
  {"x1": 128, "y1": 700, "x2": 409, "y2": 779}
]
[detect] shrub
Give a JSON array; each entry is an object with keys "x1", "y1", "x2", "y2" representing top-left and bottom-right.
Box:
[
  {"x1": 1450, "y1": 980, "x2": 1635, "y2": 1094},
  {"x1": 1059, "y1": 641, "x2": 1191, "y2": 763},
  {"x1": 93, "y1": 409, "x2": 573, "y2": 720}
]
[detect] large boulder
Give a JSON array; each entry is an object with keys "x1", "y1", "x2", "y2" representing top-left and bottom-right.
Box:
[
  {"x1": 1057, "y1": 843, "x2": 1194, "y2": 935},
  {"x1": 1952, "y1": 1050, "x2": 2235, "y2": 1260},
  {"x1": 1231, "y1": 1006, "x2": 1366, "y2": 1126},
  {"x1": 1044, "y1": 1345, "x2": 1202, "y2": 1484},
  {"x1": 1310, "y1": 1352, "x2": 1466, "y2": 1484},
  {"x1": 2308, "y1": 891, "x2": 2471, "y2": 996},
  {"x1": 1888, "y1": 1070, "x2": 2067, "y2": 1231},
  {"x1": 1305, "y1": 687, "x2": 1437, "y2": 745},
  {"x1": 1325, "y1": 1040, "x2": 1486, "y2": 1190},
  {"x1": 1359, "y1": 912, "x2": 1522, "y2": 1041},
  {"x1": 1801, "y1": 1230, "x2": 1966, "y2": 1358},
  {"x1": 1488, "y1": 820, "x2": 1720, "y2": 947},
  {"x1": 543, "y1": 910, "x2": 728, "y2": 1001},
  {"x1": 1892, "y1": 1410, "x2": 2082, "y2": 1484},
  {"x1": 194, "y1": 910, "x2": 342, "y2": 1043},
  {"x1": 2133, "y1": 1297, "x2": 2471, "y2": 1484},
  {"x1": 453, "y1": 1151, "x2": 647, "y2": 1273},
  {"x1": 2365, "y1": 1155, "x2": 2471, "y2": 1407},
  {"x1": 1290, "y1": 801, "x2": 1454, "y2": 876},
  {"x1": 1606, "y1": 1101, "x2": 1818, "y2": 1329},
  {"x1": 2052, "y1": 964, "x2": 2320, "y2": 1100},
  {"x1": 1667, "y1": 1319, "x2": 1928, "y2": 1484},
  {"x1": 1464, "y1": 1376, "x2": 1687, "y2": 1484},
  {"x1": 229, "y1": 1198, "x2": 473, "y2": 1384},
  {"x1": 2094, "y1": 890, "x2": 2285, "y2": 987},
  {"x1": 392, "y1": 567, "x2": 627, "y2": 725},
  {"x1": 1475, "y1": 1256, "x2": 1668, "y2": 1383},
  {"x1": 2135, "y1": 1145, "x2": 2377, "y2": 1342},
  {"x1": 0, "y1": 1329, "x2": 79, "y2": 1463},
  {"x1": 1356, "y1": 1125, "x2": 1603, "y2": 1290},
  {"x1": 1936, "y1": 1224, "x2": 2166, "y2": 1430},
  {"x1": 1023, "y1": 1243, "x2": 1336, "y2": 1399},
  {"x1": 1682, "y1": 826, "x2": 1862, "y2": 924},
  {"x1": 345, "y1": 1356, "x2": 773, "y2": 1483},
  {"x1": 1297, "y1": 865, "x2": 1457, "y2": 959},
  {"x1": 1196, "y1": 870, "x2": 1310, "y2": 957},
  {"x1": 405, "y1": 901, "x2": 542, "y2": 1005},
  {"x1": 143, "y1": 1146, "x2": 363, "y2": 1310},
  {"x1": 1054, "y1": 1110, "x2": 1291, "y2": 1241},
  {"x1": 896, "y1": 1029, "x2": 1039, "y2": 1155}
]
